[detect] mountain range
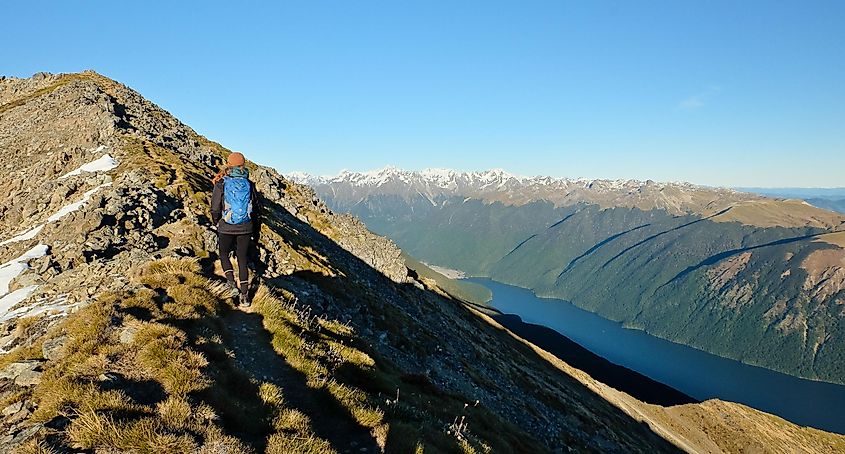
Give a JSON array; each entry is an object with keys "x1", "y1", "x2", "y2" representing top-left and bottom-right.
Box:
[{"x1": 294, "y1": 166, "x2": 845, "y2": 385}]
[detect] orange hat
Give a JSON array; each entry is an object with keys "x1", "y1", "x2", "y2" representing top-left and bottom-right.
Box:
[{"x1": 227, "y1": 152, "x2": 245, "y2": 167}]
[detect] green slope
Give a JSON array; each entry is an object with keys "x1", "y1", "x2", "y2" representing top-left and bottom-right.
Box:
[
  {"x1": 321, "y1": 194, "x2": 845, "y2": 384},
  {"x1": 402, "y1": 254, "x2": 492, "y2": 305}
]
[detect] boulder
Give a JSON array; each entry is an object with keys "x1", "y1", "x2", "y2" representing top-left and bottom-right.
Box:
[
  {"x1": 41, "y1": 335, "x2": 66, "y2": 361},
  {"x1": 14, "y1": 369, "x2": 42, "y2": 387},
  {"x1": 2, "y1": 401, "x2": 23, "y2": 416},
  {"x1": 0, "y1": 361, "x2": 43, "y2": 387},
  {"x1": 119, "y1": 324, "x2": 139, "y2": 344}
]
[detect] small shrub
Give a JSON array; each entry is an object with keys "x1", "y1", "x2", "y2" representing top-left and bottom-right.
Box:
[
  {"x1": 273, "y1": 408, "x2": 312, "y2": 433},
  {"x1": 265, "y1": 433, "x2": 335, "y2": 454},
  {"x1": 156, "y1": 396, "x2": 193, "y2": 430}
]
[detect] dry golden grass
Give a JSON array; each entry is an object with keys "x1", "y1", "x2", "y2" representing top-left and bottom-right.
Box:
[
  {"x1": 13, "y1": 439, "x2": 59, "y2": 454},
  {"x1": 249, "y1": 285, "x2": 529, "y2": 453},
  {"x1": 67, "y1": 412, "x2": 198, "y2": 453},
  {"x1": 4, "y1": 258, "x2": 249, "y2": 451},
  {"x1": 265, "y1": 433, "x2": 335, "y2": 454},
  {"x1": 155, "y1": 396, "x2": 192, "y2": 430},
  {"x1": 273, "y1": 408, "x2": 312, "y2": 433},
  {"x1": 711, "y1": 199, "x2": 845, "y2": 228},
  {"x1": 135, "y1": 329, "x2": 210, "y2": 396},
  {"x1": 145, "y1": 257, "x2": 201, "y2": 276},
  {"x1": 3, "y1": 256, "x2": 542, "y2": 452},
  {"x1": 815, "y1": 231, "x2": 845, "y2": 248}
]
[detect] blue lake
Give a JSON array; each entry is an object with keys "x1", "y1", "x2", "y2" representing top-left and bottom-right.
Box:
[{"x1": 467, "y1": 277, "x2": 845, "y2": 435}]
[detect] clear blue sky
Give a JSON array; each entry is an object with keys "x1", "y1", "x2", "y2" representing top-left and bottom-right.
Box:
[{"x1": 2, "y1": 1, "x2": 843, "y2": 187}]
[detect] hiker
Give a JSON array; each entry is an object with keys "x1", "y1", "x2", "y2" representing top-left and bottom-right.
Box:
[{"x1": 211, "y1": 152, "x2": 261, "y2": 307}]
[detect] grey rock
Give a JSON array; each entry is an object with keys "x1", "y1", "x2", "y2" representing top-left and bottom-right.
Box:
[
  {"x1": 14, "y1": 369, "x2": 42, "y2": 387},
  {"x1": 119, "y1": 325, "x2": 139, "y2": 344},
  {"x1": 9, "y1": 423, "x2": 42, "y2": 445},
  {"x1": 41, "y1": 335, "x2": 66, "y2": 361},
  {"x1": 2, "y1": 402, "x2": 23, "y2": 416},
  {"x1": 0, "y1": 361, "x2": 41, "y2": 382},
  {"x1": 33, "y1": 257, "x2": 52, "y2": 275},
  {"x1": 0, "y1": 334, "x2": 17, "y2": 351},
  {"x1": 6, "y1": 408, "x2": 31, "y2": 425},
  {"x1": 11, "y1": 272, "x2": 41, "y2": 289},
  {"x1": 98, "y1": 372, "x2": 123, "y2": 390}
]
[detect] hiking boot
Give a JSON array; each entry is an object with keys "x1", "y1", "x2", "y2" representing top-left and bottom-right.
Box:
[
  {"x1": 224, "y1": 280, "x2": 240, "y2": 298},
  {"x1": 239, "y1": 292, "x2": 251, "y2": 308},
  {"x1": 223, "y1": 271, "x2": 239, "y2": 297}
]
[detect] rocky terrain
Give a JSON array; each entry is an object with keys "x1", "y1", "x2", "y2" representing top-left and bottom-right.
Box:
[
  {"x1": 0, "y1": 71, "x2": 843, "y2": 453},
  {"x1": 298, "y1": 167, "x2": 845, "y2": 384}
]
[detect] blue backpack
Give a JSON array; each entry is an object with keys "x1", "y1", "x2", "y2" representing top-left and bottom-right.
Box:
[{"x1": 222, "y1": 176, "x2": 252, "y2": 224}]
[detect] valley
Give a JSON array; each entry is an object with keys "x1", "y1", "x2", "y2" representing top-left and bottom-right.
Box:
[{"x1": 298, "y1": 167, "x2": 845, "y2": 385}]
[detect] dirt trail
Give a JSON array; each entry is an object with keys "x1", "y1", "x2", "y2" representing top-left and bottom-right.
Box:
[{"x1": 223, "y1": 309, "x2": 380, "y2": 453}]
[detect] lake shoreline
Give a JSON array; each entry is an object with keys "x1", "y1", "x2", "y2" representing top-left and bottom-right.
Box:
[
  {"x1": 490, "y1": 312, "x2": 696, "y2": 406},
  {"x1": 469, "y1": 275, "x2": 844, "y2": 386},
  {"x1": 469, "y1": 277, "x2": 845, "y2": 435}
]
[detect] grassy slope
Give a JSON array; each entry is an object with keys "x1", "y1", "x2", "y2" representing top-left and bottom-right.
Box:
[
  {"x1": 403, "y1": 254, "x2": 492, "y2": 305},
  {"x1": 5, "y1": 258, "x2": 545, "y2": 454},
  {"x1": 327, "y1": 195, "x2": 573, "y2": 276}
]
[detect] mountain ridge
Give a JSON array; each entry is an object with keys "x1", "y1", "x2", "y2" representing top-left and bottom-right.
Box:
[{"x1": 291, "y1": 167, "x2": 845, "y2": 229}]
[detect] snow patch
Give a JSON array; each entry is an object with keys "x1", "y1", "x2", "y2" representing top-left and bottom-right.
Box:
[
  {"x1": 0, "y1": 224, "x2": 44, "y2": 247},
  {"x1": 0, "y1": 244, "x2": 49, "y2": 296},
  {"x1": 0, "y1": 294, "x2": 79, "y2": 324},
  {"x1": 0, "y1": 183, "x2": 112, "y2": 246},
  {"x1": 60, "y1": 154, "x2": 118, "y2": 179},
  {"x1": 0, "y1": 286, "x2": 40, "y2": 318},
  {"x1": 47, "y1": 182, "x2": 112, "y2": 222}
]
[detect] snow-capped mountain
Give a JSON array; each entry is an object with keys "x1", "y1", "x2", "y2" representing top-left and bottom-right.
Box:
[{"x1": 287, "y1": 166, "x2": 759, "y2": 215}]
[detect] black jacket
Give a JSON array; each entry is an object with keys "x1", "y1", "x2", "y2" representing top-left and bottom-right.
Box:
[{"x1": 211, "y1": 178, "x2": 261, "y2": 237}]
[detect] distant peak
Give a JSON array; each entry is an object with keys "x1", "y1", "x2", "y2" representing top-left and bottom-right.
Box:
[{"x1": 285, "y1": 166, "x2": 720, "y2": 193}]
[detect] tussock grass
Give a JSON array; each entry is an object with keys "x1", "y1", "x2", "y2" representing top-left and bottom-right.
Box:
[
  {"x1": 5, "y1": 256, "x2": 542, "y2": 452},
  {"x1": 7, "y1": 258, "x2": 252, "y2": 451},
  {"x1": 255, "y1": 281, "x2": 551, "y2": 452},
  {"x1": 14, "y1": 439, "x2": 59, "y2": 454},
  {"x1": 272, "y1": 408, "x2": 312, "y2": 433},
  {"x1": 155, "y1": 396, "x2": 192, "y2": 430},
  {"x1": 265, "y1": 433, "x2": 335, "y2": 454},
  {"x1": 145, "y1": 257, "x2": 201, "y2": 276},
  {"x1": 30, "y1": 378, "x2": 138, "y2": 422},
  {"x1": 325, "y1": 379, "x2": 384, "y2": 428},
  {"x1": 66, "y1": 411, "x2": 198, "y2": 453}
]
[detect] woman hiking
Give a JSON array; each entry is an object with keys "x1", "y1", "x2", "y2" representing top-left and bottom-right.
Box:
[{"x1": 211, "y1": 152, "x2": 260, "y2": 307}]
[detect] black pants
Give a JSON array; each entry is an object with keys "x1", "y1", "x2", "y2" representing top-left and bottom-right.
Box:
[{"x1": 219, "y1": 233, "x2": 250, "y2": 292}]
